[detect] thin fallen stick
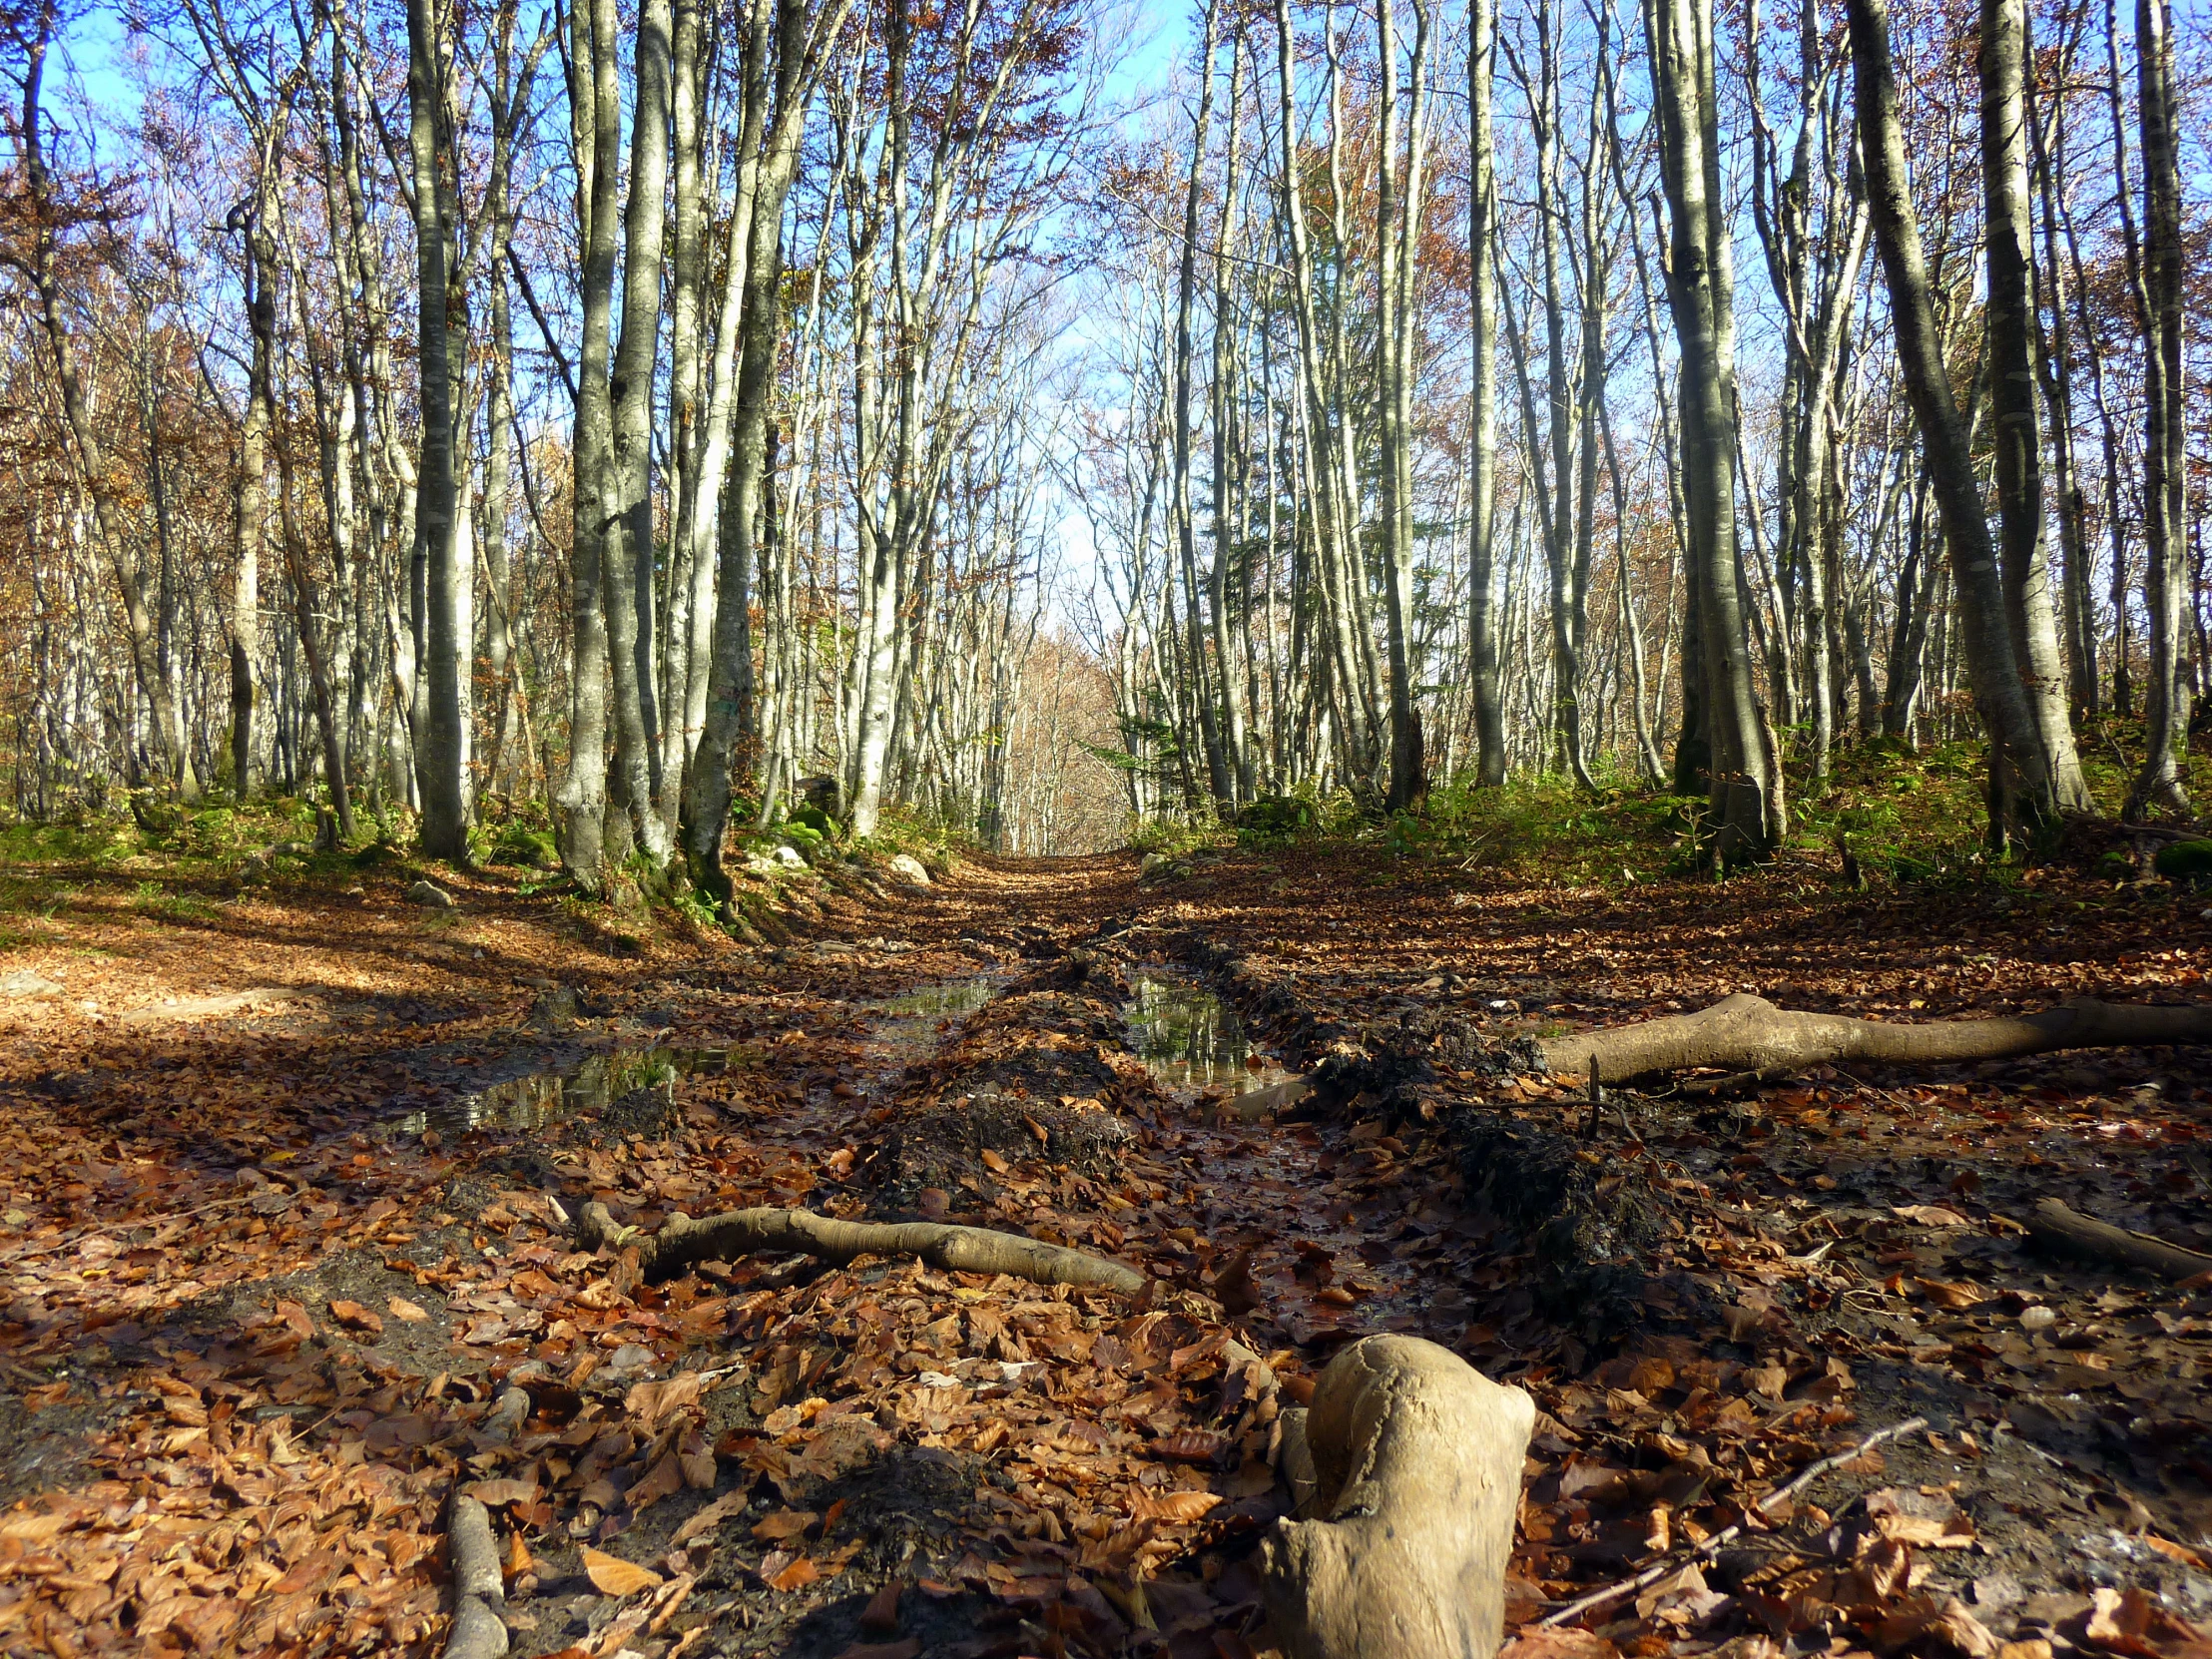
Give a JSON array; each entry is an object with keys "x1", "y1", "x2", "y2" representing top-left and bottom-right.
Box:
[
  {"x1": 1537, "y1": 1414, "x2": 1929, "y2": 1629},
  {"x1": 0, "y1": 1193, "x2": 256, "y2": 1266},
  {"x1": 568, "y1": 1199, "x2": 1146, "y2": 1295}
]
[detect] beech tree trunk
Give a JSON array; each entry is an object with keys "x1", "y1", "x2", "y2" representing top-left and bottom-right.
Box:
[
  {"x1": 1641, "y1": 0, "x2": 1774, "y2": 862},
  {"x1": 1465, "y1": 0, "x2": 1505, "y2": 788},
  {"x1": 2128, "y1": 0, "x2": 2190, "y2": 818},
  {"x1": 556, "y1": 0, "x2": 622, "y2": 887},
  {"x1": 1980, "y1": 0, "x2": 2091, "y2": 813},
  {"x1": 1849, "y1": 0, "x2": 2061, "y2": 843},
  {"x1": 406, "y1": 0, "x2": 468, "y2": 861},
  {"x1": 686, "y1": 0, "x2": 839, "y2": 904},
  {"x1": 603, "y1": 0, "x2": 676, "y2": 866}
]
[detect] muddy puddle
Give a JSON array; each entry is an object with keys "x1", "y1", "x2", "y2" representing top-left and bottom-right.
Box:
[
  {"x1": 1124, "y1": 967, "x2": 1297, "y2": 1106},
  {"x1": 390, "y1": 974, "x2": 1006, "y2": 1140}
]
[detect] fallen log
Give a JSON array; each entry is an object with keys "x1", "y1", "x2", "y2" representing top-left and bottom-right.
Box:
[
  {"x1": 1260, "y1": 1335, "x2": 1533, "y2": 1659},
  {"x1": 2023, "y1": 1197, "x2": 2212, "y2": 1282},
  {"x1": 1538, "y1": 994, "x2": 2212, "y2": 1085},
  {"x1": 569, "y1": 1200, "x2": 1146, "y2": 1295}
]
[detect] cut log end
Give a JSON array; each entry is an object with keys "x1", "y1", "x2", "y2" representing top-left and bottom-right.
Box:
[{"x1": 1261, "y1": 1335, "x2": 1534, "y2": 1659}]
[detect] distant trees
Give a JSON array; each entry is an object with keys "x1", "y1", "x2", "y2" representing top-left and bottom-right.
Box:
[{"x1": 0, "y1": 0, "x2": 2202, "y2": 866}]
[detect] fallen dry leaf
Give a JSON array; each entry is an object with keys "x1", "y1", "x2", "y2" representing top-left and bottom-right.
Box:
[
  {"x1": 465, "y1": 1477, "x2": 542, "y2": 1508},
  {"x1": 2083, "y1": 1587, "x2": 2212, "y2": 1659},
  {"x1": 764, "y1": 1552, "x2": 821, "y2": 1591},
  {"x1": 1500, "y1": 1628, "x2": 1621, "y2": 1659},
  {"x1": 582, "y1": 1546, "x2": 665, "y2": 1598},
  {"x1": 672, "y1": 1490, "x2": 751, "y2": 1548},
  {"x1": 1137, "y1": 1489, "x2": 1221, "y2": 1523},
  {"x1": 1914, "y1": 1277, "x2": 1990, "y2": 1311},
  {"x1": 751, "y1": 1508, "x2": 818, "y2": 1542}
]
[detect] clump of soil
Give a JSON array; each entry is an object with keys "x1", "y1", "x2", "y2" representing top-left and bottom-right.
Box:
[
  {"x1": 866, "y1": 970, "x2": 1160, "y2": 1203},
  {"x1": 1448, "y1": 1113, "x2": 1663, "y2": 1332},
  {"x1": 871, "y1": 1091, "x2": 1135, "y2": 1204}
]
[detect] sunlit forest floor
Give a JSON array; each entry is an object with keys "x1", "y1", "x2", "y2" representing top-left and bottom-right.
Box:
[{"x1": 0, "y1": 775, "x2": 2207, "y2": 1658}]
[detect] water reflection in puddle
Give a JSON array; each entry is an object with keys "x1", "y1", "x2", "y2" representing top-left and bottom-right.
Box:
[
  {"x1": 1124, "y1": 969, "x2": 1296, "y2": 1104},
  {"x1": 389, "y1": 975, "x2": 1004, "y2": 1140},
  {"x1": 390, "y1": 1047, "x2": 746, "y2": 1140},
  {"x1": 876, "y1": 976, "x2": 998, "y2": 1019}
]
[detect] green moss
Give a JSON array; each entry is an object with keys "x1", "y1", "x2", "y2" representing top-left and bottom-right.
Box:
[{"x1": 2153, "y1": 839, "x2": 2212, "y2": 881}]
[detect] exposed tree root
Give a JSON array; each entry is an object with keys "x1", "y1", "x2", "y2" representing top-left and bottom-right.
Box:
[
  {"x1": 1538, "y1": 993, "x2": 2212, "y2": 1084},
  {"x1": 443, "y1": 1494, "x2": 508, "y2": 1659},
  {"x1": 2024, "y1": 1197, "x2": 2212, "y2": 1282},
  {"x1": 1261, "y1": 1336, "x2": 1533, "y2": 1659},
  {"x1": 569, "y1": 1200, "x2": 1146, "y2": 1295}
]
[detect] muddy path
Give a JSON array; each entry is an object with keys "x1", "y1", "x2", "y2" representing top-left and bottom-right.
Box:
[{"x1": 0, "y1": 846, "x2": 2207, "y2": 1657}]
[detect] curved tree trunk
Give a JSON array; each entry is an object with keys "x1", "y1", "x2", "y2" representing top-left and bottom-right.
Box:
[
  {"x1": 572, "y1": 1201, "x2": 1145, "y2": 1295},
  {"x1": 1849, "y1": 0, "x2": 2061, "y2": 844}
]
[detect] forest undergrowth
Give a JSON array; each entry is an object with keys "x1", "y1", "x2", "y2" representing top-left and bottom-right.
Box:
[{"x1": 0, "y1": 770, "x2": 2207, "y2": 1659}]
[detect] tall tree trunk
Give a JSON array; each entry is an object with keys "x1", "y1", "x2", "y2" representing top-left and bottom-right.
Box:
[
  {"x1": 406, "y1": 0, "x2": 467, "y2": 860},
  {"x1": 556, "y1": 0, "x2": 622, "y2": 886},
  {"x1": 233, "y1": 217, "x2": 276, "y2": 800},
  {"x1": 603, "y1": 0, "x2": 676, "y2": 865},
  {"x1": 1642, "y1": 0, "x2": 1776, "y2": 862},
  {"x1": 1981, "y1": 0, "x2": 2091, "y2": 811},
  {"x1": 1466, "y1": 0, "x2": 1503, "y2": 787},
  {"x1": 685, "y1": 0, "x2": 847, "y2": 901},
  {"x1": 2027, "y1": 39, "x2": 2099, "y2": 721},
  {"x1": 1172, "y1": 0, "x2": 1230, "y2": 811},
  {"x1": 1377, "y1": 0, "x2": 1429, "y2": 812},
  {"x1": 1848, "y1": 0, "x2": 2060, "y2": 841},
  {"x1": 1208, "y1": 33, "x2": 1250, "y2": 808},
  {"x1": 2128, "y1": 0, "x2": 2190, "y2": 816}
]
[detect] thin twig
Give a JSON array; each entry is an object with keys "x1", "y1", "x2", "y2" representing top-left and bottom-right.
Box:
[
  {"x1": 0, "y1": 1193, "x2": 257, "y2": 1265},
  {"x1": 1537, "y1": 1414, "x2": 1930, "y2": 1628}
]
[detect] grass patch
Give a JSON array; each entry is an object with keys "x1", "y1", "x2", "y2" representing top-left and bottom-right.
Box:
[
  {"x1": 1388, "y1": 772, "x2": 1685, "y2": 885},
  {"x1": 130, "y1": 879, "x2": 219, "y2": 923},
  {"x1": 1295, "y1": 719, "x2": 2210, "y2": 892}
]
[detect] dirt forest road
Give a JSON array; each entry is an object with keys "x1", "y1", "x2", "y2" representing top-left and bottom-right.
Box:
[{"x1": 0, "y1": 844, "x2": 2208, "y2": 1659}]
